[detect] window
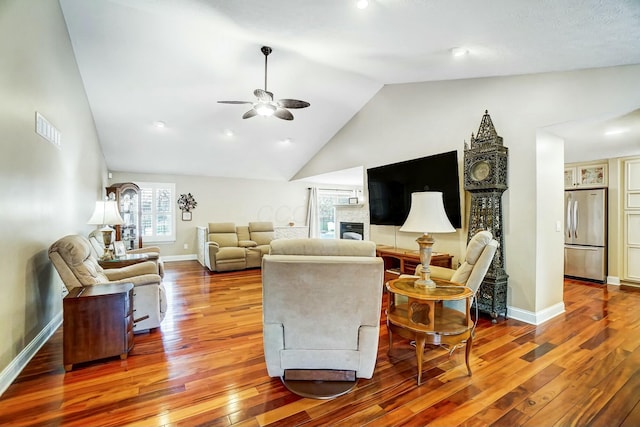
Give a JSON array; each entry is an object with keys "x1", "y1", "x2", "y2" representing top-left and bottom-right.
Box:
[
  {"x1": 137, "y1": 182, "x2": 176, "y2": 243},
  {"x1": 317, "y1": 188, "x2": 356, "y2": 239}
]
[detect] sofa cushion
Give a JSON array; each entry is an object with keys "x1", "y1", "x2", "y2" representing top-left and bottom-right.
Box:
[
  {"x1": 209, "y1": 222, "x2": 236, "y2": 233},
  {"x1": 208, "y1": 222, "x2": 239, "y2": 248},
  {"x1": 451, "y1": 230, "x2": 494, "y2": 284},
  {"x1": 249, "y1": 222, "x2": 275, "y2": 246},
  {"x1": 48, "y1": 234, "x2": 110, "y2": 285},
  {"x1": 215, "y1": 247, "x2": 246, "y2": 261},
  {"x1": 236, "y1": 225, "x2": 251, "y2": 241},
  {"x1": 269, "y1": 238, "x2": 376, "y2": 257}
]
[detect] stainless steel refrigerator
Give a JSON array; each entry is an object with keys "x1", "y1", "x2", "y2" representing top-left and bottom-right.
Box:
[{"x1": 564, "y1": 188, "x2": 607, "y2": 282}]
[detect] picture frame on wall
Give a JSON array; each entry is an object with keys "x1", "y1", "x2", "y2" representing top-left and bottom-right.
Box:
[
  {"x1": 182, "y1": 211, "x2": 192, "y2": 221},
  {"x1": 114, "y1": 241, "x2": 126, "y2": 257}
]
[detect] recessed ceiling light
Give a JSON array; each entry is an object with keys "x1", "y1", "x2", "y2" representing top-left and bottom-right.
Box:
[
  {"x1": 356, "y1": 0, "x2": 369, "y2": 9},
  {"x1": 280, "y1": 138, "x2": 292, "y2": 144},
  {"x1": 451, "y1": 47, "x2": 469, "y2": 57},
  {"x1": 223, "y1": 129, "x2": 234, "y2": 137},
  {"x1": 605, "y1": 128, "x2": 629, "y2": 136},
  {"x1": 153, "y1": 121, "x2": 166, "y2": 128}
]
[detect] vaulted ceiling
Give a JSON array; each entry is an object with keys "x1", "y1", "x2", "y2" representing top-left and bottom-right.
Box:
[{"x1": 59, "y1": 0, "x2": 640, "y2": 183}]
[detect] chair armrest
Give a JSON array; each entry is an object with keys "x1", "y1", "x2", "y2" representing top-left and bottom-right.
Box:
[
  {"x1": 429, "y1": 265, "x2": 456, "y2": 281},
  {"x1": 401, "y1": 264, "x2": 456, "y2": 281},
  {"x1": 206, "y1": 241, "x2": 220, "y2": 254},
  {"x1": 106, "y1": 273, "x2": 161, "y2": 286},
  {"x1": 103, "y1": 261, "x2": 158, "y2": 280},
  {"x1": 239, "y1": 240, "x2": 257, "y2": 248},
  {"x1": 128, "y1": 247, "x2": 161, "y2": 256}
]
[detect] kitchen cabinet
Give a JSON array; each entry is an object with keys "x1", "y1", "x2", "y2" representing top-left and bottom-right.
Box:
[
  {"x1": 564, "y1": 162, "x2": 608, "y2": 189},
  {"x1": 624, "y1": 158, "x2": 640, "y2": 284}
]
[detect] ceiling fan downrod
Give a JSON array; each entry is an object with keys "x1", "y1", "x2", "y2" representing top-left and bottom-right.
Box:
[{"x1": 261, "y1": 46, "x2": 272, "y2": 92}]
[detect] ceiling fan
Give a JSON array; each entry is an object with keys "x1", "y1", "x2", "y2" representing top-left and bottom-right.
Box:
[{"x1": 218, "y1": 46, "x2": 310, "y2": 120}]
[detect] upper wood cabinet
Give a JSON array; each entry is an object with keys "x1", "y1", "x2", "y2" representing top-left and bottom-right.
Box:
[
  {"x1": 564, "y1": 162, "x2": 608, "y2": 189},
  {"x1": 106, "y1": 182, "x2": 142, "y2": 250}
]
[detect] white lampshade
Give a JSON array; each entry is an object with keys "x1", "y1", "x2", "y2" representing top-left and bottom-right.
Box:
[
  {"x1": 399, "y1": 192, "x2": 455, "y2": 234},
  {"x1": 87, "y1": 200, "x2": 124, "y2": 226}
]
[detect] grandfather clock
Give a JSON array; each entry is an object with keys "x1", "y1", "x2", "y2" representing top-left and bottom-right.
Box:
[{"x1": 464, "y1": 110, "x2": 508, "y2": 322}]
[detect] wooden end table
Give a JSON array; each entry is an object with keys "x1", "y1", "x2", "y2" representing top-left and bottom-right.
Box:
[
  {"x1": 98, "y1": 253, "x2": 149, "y2": 269},
  {"x1": 385, "y1": 277, "x2": 474, "y2": 385},
  {"x1": 63, "y1": 282, "x2": 134, "y2": 371}
]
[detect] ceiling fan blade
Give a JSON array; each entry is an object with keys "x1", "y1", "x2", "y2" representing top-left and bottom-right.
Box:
[
  {"x1": 242, "y1": 109, "x2": 258, "y2": 119},
  {"x1": 274, "y1": 108, "x2": 294, "y2": 121},
  {"x1": 277, "y1": 99, "x2": 310, "y2": 109},
  {"x1": 218, "y1": 100, "x2": 252, "y2": 104},
  {"x1": 254, "y1": 89, "x2": 273, "y2": 102}
]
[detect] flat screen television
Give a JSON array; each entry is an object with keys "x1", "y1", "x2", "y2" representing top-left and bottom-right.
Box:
[{"x1": 366, "y1": 150, "x2": 462, "y2": 228}]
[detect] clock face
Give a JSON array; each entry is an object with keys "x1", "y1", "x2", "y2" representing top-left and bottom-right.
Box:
[{"x1": 471, "y1": 161, "x2": 491, "y2": 181}]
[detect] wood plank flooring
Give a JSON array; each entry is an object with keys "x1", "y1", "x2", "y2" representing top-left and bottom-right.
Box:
[{"x1": 2, "y1": 261, "x2": 640, "y2": 426}]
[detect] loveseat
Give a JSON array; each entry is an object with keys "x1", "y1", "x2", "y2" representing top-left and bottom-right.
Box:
[{"x1": 204, "y1": 221, "x2": 274, "y2": 272}]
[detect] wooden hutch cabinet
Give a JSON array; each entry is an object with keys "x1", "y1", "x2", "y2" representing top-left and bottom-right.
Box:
[{"x1": 106, "y1": 182, "x2": 142, "y2": 250}]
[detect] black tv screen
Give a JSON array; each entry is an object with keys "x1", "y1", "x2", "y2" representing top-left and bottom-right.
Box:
[{"x1": 366, "y1": 150, "x2": 462, "y2": 228}]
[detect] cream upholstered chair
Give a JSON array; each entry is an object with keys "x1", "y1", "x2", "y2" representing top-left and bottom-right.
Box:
[
  {"x1": 88, "y1": 229, "x2": 164, "y2": 278},
  {"x1": 262, "y1": 238, "x2": 384, "y2": 398},
  {"x1": 401, "y1": 230, "x2": 498, "y2": 322},
  {"x1": 49, "y1": 234, "x2": 167, "y2": 332}
]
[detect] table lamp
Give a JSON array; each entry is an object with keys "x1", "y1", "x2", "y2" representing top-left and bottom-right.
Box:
[
  {"x1": 88, "y1": 200, "x2": 124, "y2": 260},
  {"x1": 399, "y1": 192, "x2": 455, "y2": 289}
]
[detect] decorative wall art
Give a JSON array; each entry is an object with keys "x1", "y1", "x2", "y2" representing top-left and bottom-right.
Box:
[{"x1": 177, "y1": 193, "x2": 197, "y2": 221}]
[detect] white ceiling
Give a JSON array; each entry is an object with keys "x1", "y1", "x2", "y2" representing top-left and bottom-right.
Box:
[{"x1": 59, "y1": 0, "x2": 640, "y2": 183}]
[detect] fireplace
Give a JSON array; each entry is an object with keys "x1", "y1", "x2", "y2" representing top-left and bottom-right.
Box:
[{"x1": 340, "y1": 222, "x2": 364, "y2": 240}]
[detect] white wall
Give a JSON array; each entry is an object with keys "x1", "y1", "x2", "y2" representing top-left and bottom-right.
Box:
[
  {"x1": 110, "y1": 172, "x2": 311, "y2": 256},
  {"x1": 534, "y1": 131, "x2": 565, "y2": 314},
  {"x1": 0, "y1": 0, "x2": 107, "y2": 390},
  {"x1": 295, "y1": 64, "x2": 640, "y2": 317}
]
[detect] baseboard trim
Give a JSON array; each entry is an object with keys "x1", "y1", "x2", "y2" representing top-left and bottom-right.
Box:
[
  {"x1": 507, "y1": 302, "x2": 565, "y2": 325},
  {"x1": 607, "y1": 276, "x2": 621, "y2": 285},
  {"x1": 0, "y1": 311, "x2": 62, "y2": 397},
  {"x1": 163, "y1": 254, "x2": 197, "y2": 262}
]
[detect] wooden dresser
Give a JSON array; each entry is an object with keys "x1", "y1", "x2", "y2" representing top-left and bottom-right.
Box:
[{"x1": 63, "y1": 282, "x2": 134, "y2": 371}]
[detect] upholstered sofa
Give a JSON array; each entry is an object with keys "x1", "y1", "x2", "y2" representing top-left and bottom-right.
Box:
[
  {"x1": 204, "y1": 221, "x2": 274, "y2": 272},
  {"x1": 262, "y1": 238, "x2": 384, "y2": 380},
  {"x1": 88, "y1": 229, "x2": 164, "y2": 277},
  {"x1": 49, "y1": 234, "x2": 167, "y2": 332}
]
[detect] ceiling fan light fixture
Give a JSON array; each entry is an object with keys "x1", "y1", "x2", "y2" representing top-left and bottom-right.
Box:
[
  {"x1": 451, "y1": 47, "x2": 469, "y2": 57},
  {"x1": 218, "y1": 46, "x2": 309, "y2": 121},
  {"x1": 255, "y1": 102, "x2": 277, "y2": 117}
]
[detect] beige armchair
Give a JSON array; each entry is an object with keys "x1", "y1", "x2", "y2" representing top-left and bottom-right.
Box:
[
  {"x1": 49, "y1": 234, "x2": 167, "y2": 333},
  {"x1": 262, "y1": 238, "x2": 384, "y2": 398},
  {"x1": 88, "y1": 229, "x2": 164, "y2": 277},
  {"x1": 401, "y1": 230, "x2": 498, "y2": 321}
]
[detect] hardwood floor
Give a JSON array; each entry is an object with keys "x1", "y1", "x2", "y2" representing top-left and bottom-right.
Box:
[{"x1": 2, "y1": 261, "x2": 639, "y2": 426}]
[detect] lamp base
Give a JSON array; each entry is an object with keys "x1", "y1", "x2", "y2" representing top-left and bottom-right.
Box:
[
  {"x1": 414, "y1": 277, "x2": 436, "y2": 289},
  {"x1": 415, "y1": 233, "x2": 436, "y2": 289},
  {"x1": 100, "y1": 228, "x2": 115, "y2": 261}
]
